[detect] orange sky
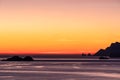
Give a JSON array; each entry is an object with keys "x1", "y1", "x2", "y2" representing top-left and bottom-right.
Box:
[{"x1": 0, "y1": 0, "x2": 120, "y2": 54}]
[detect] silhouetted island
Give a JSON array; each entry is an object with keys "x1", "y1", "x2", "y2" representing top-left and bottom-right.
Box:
[
  {"x1": 2, "y1": 56, "x2": 34, "y2": 61},
  {"x1": 95, "y1": 42, "x2": 120, "y2": 58}
]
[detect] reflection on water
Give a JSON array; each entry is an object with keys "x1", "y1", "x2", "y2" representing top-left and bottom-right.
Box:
[
  {"x1": 0, "y1": 70, "x2": 119, "y2": 78},
  {"x1": 0, "y1": 59, "x2": 119, "y2": 80}
]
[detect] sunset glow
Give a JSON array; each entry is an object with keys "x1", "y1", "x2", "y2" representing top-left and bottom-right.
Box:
[{"x1": 0, "y1": 0, "x2": 120, "y2": 54}]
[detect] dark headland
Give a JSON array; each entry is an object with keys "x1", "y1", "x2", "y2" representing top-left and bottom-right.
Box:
[{"x1": 95, "y1": 42, "x2": 120, "y2": 58}]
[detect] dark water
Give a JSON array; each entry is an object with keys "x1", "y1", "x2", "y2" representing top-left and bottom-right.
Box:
[{"x1": 0, "y1": 59, "x2": 120, "y2": 80}]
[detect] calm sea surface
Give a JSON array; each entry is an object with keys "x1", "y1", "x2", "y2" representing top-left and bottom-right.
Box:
[{"x1": 0, "y1": 58, "x2": 120, "y2": 80}]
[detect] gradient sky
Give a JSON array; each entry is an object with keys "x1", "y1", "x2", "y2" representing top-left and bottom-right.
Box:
[{"x1": 0, "y1": 0, "x2": 120, "y2": 54}]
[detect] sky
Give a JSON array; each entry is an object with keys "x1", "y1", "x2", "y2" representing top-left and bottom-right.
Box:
[{"x1": 0, "y1": 0, "x2": 120, "y2": 54}]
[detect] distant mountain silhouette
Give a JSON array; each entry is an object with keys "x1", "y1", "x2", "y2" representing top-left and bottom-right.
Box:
[{"x1": 95, "y1": 42, "x2": 120, "y2": 57}]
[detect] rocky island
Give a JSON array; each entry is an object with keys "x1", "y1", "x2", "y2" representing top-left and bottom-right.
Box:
[{"x1": 2, "y1": 56, "x2": 34, "y2": 61}]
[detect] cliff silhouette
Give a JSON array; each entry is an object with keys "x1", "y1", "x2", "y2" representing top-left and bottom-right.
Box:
[{"x1": 95, "y1": 42, "x2": 120, "y2": 57}]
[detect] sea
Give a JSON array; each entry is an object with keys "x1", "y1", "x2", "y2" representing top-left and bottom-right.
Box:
[{"x1": 0, "y1": 58, "x2": 120, "y2": 80}]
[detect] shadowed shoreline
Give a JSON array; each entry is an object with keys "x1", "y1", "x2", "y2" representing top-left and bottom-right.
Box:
[
  {"x1": 2, "y1": 60, "x2": 120, "y2": 62},
  {"x1": 1, "y1": 56, "x2": 120, "y2": 62},
  {"x1": 34, "y1": 59, "x2": 120, "y2": 62}
]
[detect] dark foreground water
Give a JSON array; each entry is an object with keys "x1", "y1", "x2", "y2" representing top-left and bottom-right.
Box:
[{"x1": 0, "y1": 59, "x2": 120, "y2": 80}]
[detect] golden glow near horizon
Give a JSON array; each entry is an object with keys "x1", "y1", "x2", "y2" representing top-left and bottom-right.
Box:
[{"x1": 0, "y1": 0, "x2": 120, "y2": 54}]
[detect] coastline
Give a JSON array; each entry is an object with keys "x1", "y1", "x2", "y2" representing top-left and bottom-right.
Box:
[{"x1": 1, "y1": 59, "x2": 120, "y2": 62}]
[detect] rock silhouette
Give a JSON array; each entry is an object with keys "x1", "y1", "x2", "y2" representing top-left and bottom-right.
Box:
[
  {"x1": 6, "y1": 56, "x2": 23, "y2": 61},
  {"x1": 2, "y1": 56, "x2": 34, "y2": 61},
  {"x1": 23, "y1": 56, "x2": 34, "y2": 61},
  {"x1": 95, "y1": 42, "x2": 120, "y2": 57}
]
